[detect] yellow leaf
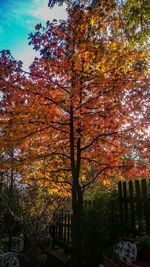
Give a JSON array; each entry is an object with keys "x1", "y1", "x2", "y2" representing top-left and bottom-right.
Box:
[{"x1": 90, "y1": 18, "x2": 95, "y2": 26}]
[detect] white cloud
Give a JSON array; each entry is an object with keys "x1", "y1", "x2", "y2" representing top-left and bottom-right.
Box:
[
  {"x1": 29, "y1": 0, "x2": 67, "y2": 22},
  {"x1": 13, "y1": 44, "x2": 39, "y2": 71}
]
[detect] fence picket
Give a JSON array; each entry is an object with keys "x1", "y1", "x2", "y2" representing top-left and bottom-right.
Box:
[
  {"x1": 123, "y1": 181, "x2": 129, "y2": 233},
  {"x1": 118, "y1": 181, "x2": 123, "y2": 224},
  {"x1": 129, "y1": 180, "x2": 135, "y2": 234},
  {"x1": 135, "y1": 180, "x2": 143, "y2": 233}
]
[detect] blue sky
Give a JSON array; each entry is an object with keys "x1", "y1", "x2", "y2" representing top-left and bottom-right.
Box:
[{"x1": 0, "y1": 0, "x2": 67, "y2": 70}]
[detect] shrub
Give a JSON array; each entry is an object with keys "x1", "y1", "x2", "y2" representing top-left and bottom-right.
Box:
[
  {"x1": 138, "y1": 235, "x2": 150, "y2": 248},
  {"x1": 82, "y1": 191, "x2": 122, "y2": 266}
]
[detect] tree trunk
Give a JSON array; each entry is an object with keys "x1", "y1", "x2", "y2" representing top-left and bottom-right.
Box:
[
  {"x1": 71, "y1": 182, "x2": 83, "y2": 267},
  {"x1": 0, "y1": 173, "x2": 3, "y2": 234},
  {"x1": 70, "y1": 101, "x2": 83, "y2": 267},
  {"x1": 0, "y1": 173, "x2": 3, "y2": 213}
]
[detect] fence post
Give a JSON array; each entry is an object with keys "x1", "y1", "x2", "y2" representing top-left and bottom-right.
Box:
[
  {"x1": 129, "y1": 180, "x2": 136, "y2": 234},
  {"x1": 135, "y1": 180, "x2": 143, "y2": 233},
  {"x1": 118, "y1": 181, "x2": 123, "y2": 224},
  {"x1": 141, "y1": 179, "x2": 150, "y2": 234}
]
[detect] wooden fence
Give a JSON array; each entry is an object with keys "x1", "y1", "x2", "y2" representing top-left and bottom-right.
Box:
[
  {"x1": 53, "y1": 211, "x2": 72, "y2": 247},
  {"x1": 118, "y1": 179, "x2": 150, "y2": 236},
  {"x1": 53, "y1": 179, "x2": 150, "y2": 246}
]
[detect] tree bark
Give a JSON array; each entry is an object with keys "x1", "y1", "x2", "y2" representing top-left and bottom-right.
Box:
[
  {"x1": 0, "y1": 173, "x2": 3, "y2": 214},
  {"x1": 70, "y1": 99, "x2": 83, "y2": 267},
  {"x1": 71, "y1": 179, "x2": 83, "y2": 267}
]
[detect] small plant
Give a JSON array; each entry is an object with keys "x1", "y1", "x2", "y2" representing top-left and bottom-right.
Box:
[
  {"x1": 138, "y1": 235, "x2": 150, "y2": 248},
  {"x1": 0, "y1": 236, "x2": 9, "y2": 254}
]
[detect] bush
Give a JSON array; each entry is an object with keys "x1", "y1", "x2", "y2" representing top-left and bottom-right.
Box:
[
  {"x1": 0, "y1": 236, "x2": 9, "y2": 254},
  {"x1": 138, "y1": 235, "x2": 150, "y2": 248},
  {"x1": 82, "y1": 191, "x2": 122, "y2": 266}
]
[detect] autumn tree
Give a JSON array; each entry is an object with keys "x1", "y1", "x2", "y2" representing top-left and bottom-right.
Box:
[{"x1": 0, "y1": 1, "x2": 150, "y2": 266}]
